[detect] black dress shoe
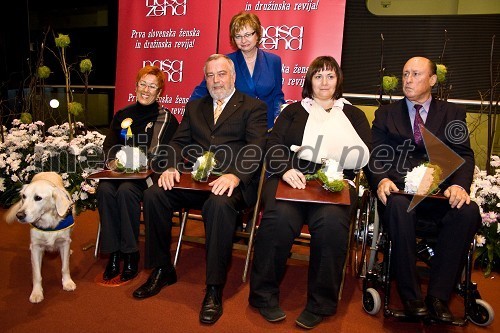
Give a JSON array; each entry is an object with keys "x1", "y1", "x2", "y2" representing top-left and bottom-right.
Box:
[
  {"x1": 132, "y1": 266, "x2": 177, "y2": 299},
  {"x1": 295, "y1": 309, "x2": 323, "y2": 329},
  {"x1": 103, "y1": 251, "x2": 121, "y2": 281},
  {"x1": 120, "y1": 251, "x2": 140, "y2": 281},
  {"x1": 426, "y1": 295, "x2": 453, "y2": 323},
  {"x1": 199, "y1": 285, "x2": 223, "y2": 324},
  {"x1": 403, "y1": 299, "x2": 429, "y2": 318}
]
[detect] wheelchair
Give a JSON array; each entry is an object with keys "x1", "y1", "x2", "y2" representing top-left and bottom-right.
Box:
[{"x1": 352, "y1": 190, "x2": 495, "y2": 327}]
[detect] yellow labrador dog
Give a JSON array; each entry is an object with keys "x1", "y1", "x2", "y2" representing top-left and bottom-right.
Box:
[{"x1": 5, "y1": 172, "x2": 76, "y2": 303}]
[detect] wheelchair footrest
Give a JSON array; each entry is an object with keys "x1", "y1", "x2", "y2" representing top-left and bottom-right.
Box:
[{"x1": 386, "y1": 309, "x2": 467, "y2": 327}]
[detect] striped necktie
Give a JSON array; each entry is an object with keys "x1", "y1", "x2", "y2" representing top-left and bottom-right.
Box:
[{"x1": 214, "y1": 100, "x2": 223, "y2": 124}]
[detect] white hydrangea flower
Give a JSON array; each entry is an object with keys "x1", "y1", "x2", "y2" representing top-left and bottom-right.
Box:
[
  {"x1": 116, "y1": 146, "x2": 148, "y2": 172},
  {"x1": 323, "y1": 159, "x2": 343, "y2": 182},
  {"x1": 404, "y1": 164, "x2": 438, "y2": 195}
]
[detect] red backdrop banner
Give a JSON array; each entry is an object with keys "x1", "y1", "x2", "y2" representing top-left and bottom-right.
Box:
[
  {"x1": 114, "y1": 0, "x2": 220, "y2": 122},
  {"x1": 115, "y1": 0, "x2": 346, "y2": 117},
  {"x1": 219, "y1": 0, "x2": 347, "y2": 103}
]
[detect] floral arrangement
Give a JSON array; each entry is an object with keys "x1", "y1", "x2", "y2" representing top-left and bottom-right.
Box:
[
  {"x1": 192, "y1": 151, "x2": 216, "y2": 181},
  {"x1": 436, "y1": 64, "x2": 448, "y2": 84},
  {"x1": 404, "y1": 163, "x2": 442, "y2": 195},
  {"x1": 470, "y1": 155, "x2": 500, "y2": 277},
  {"x1": 115, "y1": 146, "x2": 147, "y2": 173},
  {"x1": 306, "y1": 158, "x2": 345, "y2": 192},
  {"x1": 0, "y1": 119, "x2": 105, "y2": 214},
  {"x1": 382, "y1": 75, "x2": 398, "y2": 94}
]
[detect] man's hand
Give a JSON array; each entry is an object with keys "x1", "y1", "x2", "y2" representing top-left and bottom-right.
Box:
[
  {"x1": 377, "y1": 178, "x2": 399, "y2": 205},
  {"x1": 209, "y1": 174, "x2": 240, "y2": 196},
  {"x1": 444, "y1": 185, "x2": 470, "y2": 209},
  {"x1": 282, "y1": 169, "x2": 306, "y2": 189},
  {"x1": 158, "y1": 168, "x2": 180, "y2": 190}
]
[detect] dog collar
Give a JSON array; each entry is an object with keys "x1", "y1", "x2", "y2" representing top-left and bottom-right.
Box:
[{"x1": 32, "y1": 215, "x2": 75, "y2": 232}]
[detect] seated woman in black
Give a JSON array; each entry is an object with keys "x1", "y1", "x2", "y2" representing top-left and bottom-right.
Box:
[
  {"x1": 249, "y1": 56, "x2": 371, "y2": 329},
  {"x1": 98, "y1": 65, "x2": 178, "y2": 282}
]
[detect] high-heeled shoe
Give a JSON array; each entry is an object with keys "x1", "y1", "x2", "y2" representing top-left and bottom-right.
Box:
[
  {"x1": 103, "y1": 251, "x2": 121, "y2": 281},
  {"x1": 120, "y1": 251, "x2": 140, "y2": 281}
]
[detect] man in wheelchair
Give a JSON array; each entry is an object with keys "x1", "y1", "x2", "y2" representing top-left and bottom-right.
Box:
[{"x1": 367, "y1": 56, "x2": 481, "y2": 323}]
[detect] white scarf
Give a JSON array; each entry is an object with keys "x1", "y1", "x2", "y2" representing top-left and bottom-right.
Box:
[{"x1": 290, "y1": 98, "x2": 369, "y2": 170}]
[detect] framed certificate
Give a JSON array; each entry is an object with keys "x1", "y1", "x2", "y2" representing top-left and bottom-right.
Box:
[
  {"x1": 172, "y1": 173, "x2": 217, "y2": 191},
  {"x1": 275, "y1": 180, "x2": 350, "y2": 205},
  {"x1": 390, "y1": 190, "x2": 447, "y2": 200},
  {"x1": 87, "y1": 169, "x2": 154, "y2": 180}
]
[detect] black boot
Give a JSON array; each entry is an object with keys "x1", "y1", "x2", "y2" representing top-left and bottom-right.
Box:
[
  {"x1": 120, "y1": 251, "x2": 140, "y2": 282},
  {"x1": 132, "y1": 266, "x2": 177, "y2": 299},
  {"x1": 103, "y1": 251, "x2": 121, "y2": 281}
]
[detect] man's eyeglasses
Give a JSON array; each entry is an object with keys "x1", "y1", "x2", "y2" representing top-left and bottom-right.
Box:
[
  {"x1": 234, "y1": 31, "x2": 256, "y2": 41},
  {"x1": 138, "y1": 81, "x2": 159, "y2": 91}
]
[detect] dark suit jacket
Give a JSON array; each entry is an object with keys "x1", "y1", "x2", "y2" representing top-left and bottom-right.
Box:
[
  {"x1": 267, "y1": 101, "x2": 372, "y2": 181},
  {"x1": 166, "y1": 90, "x2": 268, "y2": 206},
  {"x1": 368, "y1": 98, "x2": 475, "y2": 192},
  {"x1": 190, "y1": 49, "x2": 285, "y2": 129}
]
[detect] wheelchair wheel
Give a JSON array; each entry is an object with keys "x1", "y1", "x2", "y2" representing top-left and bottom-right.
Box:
[
  {"x1": 363, "y1": 287, "x2": 381, "y2": 315},
  {"x1": 354, "y1": 191, "x2": 371, "y2": 278},
  {"x1": 467, "y1": 299, "x2": 494, "y2": 326}
]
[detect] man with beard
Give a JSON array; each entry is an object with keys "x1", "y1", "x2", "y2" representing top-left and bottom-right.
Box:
[{"x1": 132, "y1": 54, "x2": 267, "y2": 325}]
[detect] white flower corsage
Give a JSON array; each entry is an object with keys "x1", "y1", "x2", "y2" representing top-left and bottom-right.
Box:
[
  {"x1": 115, "y1": 146, "x2": 147, "y2": 172},
  {"x1": 404, "y1": 163, "x2": 442, "y2": 195},
  {"x1": 192, "y1": 151, "x2": 217, "y2": 181},
  {"x1": 306, "y1": 158, "x2": 345, "y2": 192}
]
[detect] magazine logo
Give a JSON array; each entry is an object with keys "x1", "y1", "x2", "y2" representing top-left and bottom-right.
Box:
[
  {"x1": 143, "y1": 59, "x2": 183, "y2": 83},
  {"x1": 146, "y1": 0, "x2": 187, "y2": 17},
  {"x1": 261, "y1": 25, "x2": 304, "y2": 51}
]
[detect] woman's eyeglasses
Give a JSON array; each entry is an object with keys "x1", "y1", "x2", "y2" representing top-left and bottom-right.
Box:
[
  {"x1": 138, "y1": 81, "x2": 159, "y2": 91},
  {"x1": 234, "y1": 31, "x2": 256, "y2": 41}
]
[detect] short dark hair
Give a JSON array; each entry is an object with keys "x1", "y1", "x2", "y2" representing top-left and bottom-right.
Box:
[
  {"x1": 429, "y1": 59, "x2": 437, "y2": 75},
  {"x1": 301, "y1": 56, "x2": 343, "y2": 100}
]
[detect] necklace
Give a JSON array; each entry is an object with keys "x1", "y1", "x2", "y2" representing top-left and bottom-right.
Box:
[
  {"x1": 244, "y1": 56, "x2": 256, "y2": 63},
  {"x1": 325, "y1": 107, "x2": 332, "y2": 113},
  {"x1": 243, "y1": 49, "x2": 257, "y2": 63}
]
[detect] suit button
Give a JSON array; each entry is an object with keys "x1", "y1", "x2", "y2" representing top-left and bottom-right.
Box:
[{"x1": 211, "y1": 135, "x2": 215, "y2": 139}]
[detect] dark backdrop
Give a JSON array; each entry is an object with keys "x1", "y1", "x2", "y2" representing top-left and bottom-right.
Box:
[{"x1": 1, "y1": 0, "x2": 499, "y2": 117}]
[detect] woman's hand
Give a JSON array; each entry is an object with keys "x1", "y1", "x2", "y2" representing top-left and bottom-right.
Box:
[
  {"x1": 282, "y1": 169, "x2": 306, "y2": 189},
  {"x1": 106, "y1": 159, "x2": 118, "y2": 171}
]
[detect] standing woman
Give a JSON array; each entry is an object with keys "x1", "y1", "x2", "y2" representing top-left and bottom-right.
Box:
[
  {"x1": 190, "y1": 11, "x2": 285, "y2": 129},
  {"x1": 249, "y1": 56, "x2": 371, "y2": 329},
  {"x1": 98, "y1": 65, "x2": 178, "y2": 282}
]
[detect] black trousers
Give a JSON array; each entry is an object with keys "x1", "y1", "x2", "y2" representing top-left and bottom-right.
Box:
[
  {"x1": 142, "y1": 184, "x2": 245, "y2": 285},
  {"x1": 249, "y1": 177, "x2": 356, "y2": 315},
  {"x1": 385, "y1": 194, "x2": 481, "y2": 302},
  {"x1": 97, "y1": 179, "x2": 148, "y2": 254}
]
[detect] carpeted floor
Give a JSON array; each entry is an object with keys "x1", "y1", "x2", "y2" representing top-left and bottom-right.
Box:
[{"x1": 0, "y1": 209, "x2": 497, "y2": 333}]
